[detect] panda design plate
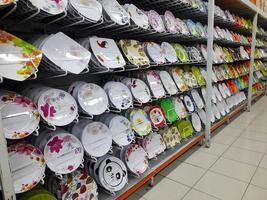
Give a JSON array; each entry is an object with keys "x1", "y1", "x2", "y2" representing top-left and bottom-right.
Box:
[
  {"x1": 98, "y1": 156, "x2": 128, "y2": 192},
  {"x1": 182, "y1": 95, "x2": 195, "y2": 113}
]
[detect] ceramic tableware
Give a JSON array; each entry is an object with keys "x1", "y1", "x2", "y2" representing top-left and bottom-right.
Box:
[
  {"x1": 124, "y1": 4, "x2": 149, "y2": 29},
  {"x1": 147, "y1": 10, "x2": 165, "y2": 33},
  {"x1": 146, "y1": 70, "x2": 166, "y2": 98},
  {"x1": 159, "y1": 70, "x2": 178, "y2": 95},
  {"x1": 145, "y1": 42, "x2": 165, "y2": 64},
  {"x1": 161, "y1": 42, "x2": 178, "y2": 63}
]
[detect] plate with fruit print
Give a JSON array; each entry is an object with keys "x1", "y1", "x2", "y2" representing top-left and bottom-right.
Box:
[
  {"x1": 90, "y1": 37, "x2": 126, "y2": 69},
  {"x1": 0, "y1": 30, "x2": 42, "y2": 81},
  {"x1": 8, "y1": 143, "x2": 46, "y2": 194},
  {"x1": 0, "y1": 91, "x2": 40, "y2": 139},
  {"x1": 44, "y1": 132, "x2": 84, "y2": 174}
]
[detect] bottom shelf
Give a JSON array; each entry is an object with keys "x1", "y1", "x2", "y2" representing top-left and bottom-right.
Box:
[{"x1": 100, "y1": 91, "x2": 265, "y2": 200}]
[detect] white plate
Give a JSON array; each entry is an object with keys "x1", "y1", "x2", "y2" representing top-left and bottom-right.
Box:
[
  {"x1": 98, "y1": 156, "x2": 128, "y2": 192},
  {"x1": 171, "y1": 97, "x2": 187, "y2": 119},
  {"x1": 41, "y1": 32, "x2": 91, "y2": 74},
  {"x1": 90, "y1": 37, "x2": 126, "y2": 69},
  {"x1": 100, "y1": 0, "x2": 130, "y2": 25},
  {"x1": 218, "y1": 83, "x2": 227, "y2": 99},
  {"x1": 38, "y1": 88, "x2": 78, "y2": 126},
  {"x1": 124, "y1": 4, "x2": 149, "y2": 29},
  {"x1": 221, "y1": 99, "x2": 230, "y2": 113},
  {"x1": 216, "y1": 101, "x2": 226, "y2": 116},
  {"x1": 191, "y1": 89, "x2": 204, "y2": 109},
  {"x1": 70, "y1": 0, "x2": 103, "y2": 22},
  {"x1": 147, "y1": 10, "x2": 165, "y2": 33},
  {"x1": 171, "y1": 68, "x2": 188, "y2": 92},
  {"x1": 182, "y1": 95, "x2": 195, "y2": 113},
  {"x1": 161, "y1": 42, "x2": 178, "y2": 63},
  {"x1": 164, "y1": 10, "x2": 178, "y2": 34},
  {"x1": 44, "y1": 132, "x2": 83, "y2": 174},
  {"x1": 191, "y1": 112, "x2": 202, "y2": 132},
  {"x1": 145, "y1": 42, "x2": 165, "y2": 64},
  {"x1": 197, "y1": 108, "x2": 206, "y2": 125},
  {"x1": 0, "y1": 91, "x2": 40, "y2": 139},
  {"x1": 213, "y1": 85, "x2": 222, "y2": 102},
  {"x1": 104, "y1": 81, "x2": 133, "y2": 110},
  {"x1": 8, "y1": 143, "x2": 46, "y2": 194},
  {"x1": 29, "y1": 0, "x2": 68, "y2": 15},
  {"x1": 146, "y1": 70, "x2": 166, "y2": 98},
  {"x1": 159, "y1": 71, "x2": 178, "y2": 95},
  {"x1": 124, "y1": 144, "x2": 148, "y2": 175},
  {"x1": 122, "y1": 78, "x2": 151, "y2": 104},
  {"x1": 140, "y1": 133, "x2": 166, "y2": 159},
  {"x1": 212, "y1": 103, "x2": 221, "y2": 120}
]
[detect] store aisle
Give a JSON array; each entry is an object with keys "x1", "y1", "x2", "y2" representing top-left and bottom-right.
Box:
[{"x1": 128, "y1": 96, "x2": 267, "y2": 200}]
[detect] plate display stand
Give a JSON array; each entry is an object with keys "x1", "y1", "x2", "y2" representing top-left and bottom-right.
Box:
[{"x1": 0, "y1": 0, "x2": 267, "y2": 200}]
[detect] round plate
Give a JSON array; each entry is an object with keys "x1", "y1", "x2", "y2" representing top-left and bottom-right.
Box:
[
  {"x1": 98, "y1": 156, "x2": 128, "y2": 192},
  {"x1": 146, "y1": 70, "x2": 166, "y2": 98},
  {"x1": 101, "y1": 0, "x2": 130, "y2": 25},
  {"x1": 160, "y1": 126, "x2": 181, "y2": 149},
  {"x1": 146, "y1": 42, "x2": 165, "y2": 64},
  {"x1": 38, "y1": 88, "x2": 78, "y2": 126},
  {"x1": 104, "y1": 81, "x2": 133, "y2": 110},
  {"x1": 29, "y1": 0, "x2": 68, "y2": 15},
  {"x1": 147, "y1": 105, "x2": 166, "y2": 128},
  {"x1": 164, "y1": 10, "x2": 177, "y2": 34},
  {"x1": 159, "y1": 70, "x2": 178, "y2": 95},
  {"x1": 171, "y1": 97, "x2": 187, "y2": 119},
  {"x1": 77, "y1": 83, "x2": 109, "y2": 115},
  {"x1": 171, "y1": 68, "x2": 188, "y2": 92},
  {"x1": 197, "y1": 108, "x2": 206, "y2": 125},
  {"x1": 216, "y1": 101, "x2": 226, "y2": 116},
  {"x1": 183, "y1": 95, "x2": 195, "y2": 113},
  {"x1": 8, "y1": 143, "x2": 46, "y2": 194},
  {"x1": 147, "y1": 10, "x2": 165, "y2": 33},
  {"x1": 44, "y1": 133, "x2": 84, "y2": 174},
  {"x1": 0, "y1": 91, "x2": 40, "y2": 139},
  {"x1": 140, "y1": 133, "x2": 166, "y2": 159},
  {"x1": 109, "y1": 115, "x2": 135, "y2": 146},
  {"x1": 191, "y1": 112, "x2": 202, "y2": 132},
  {"x1": 125, "y1": 4, "x2": 149, "y2": 29},
  {"x1": 191, "y1": 89, "x2": 204, "y2": 109},
  {"x1": 218, "y1": 83, "x2": 227, "y2": 99},
  {"x1": 127, "y1": 108, "x2": 152, "y2": 136},
  {"x1": 161, "y1": 42, "x2": 178, "y2": 63},
  {"x1": 213, "y1": 85, "x2": 222, "y2": 102},
  {"x1": 124, "y1": 144, "x2": 148, "y2": 175},
  {"x1": 212, "y1": 103, "x2": 221, "y2": 120}
]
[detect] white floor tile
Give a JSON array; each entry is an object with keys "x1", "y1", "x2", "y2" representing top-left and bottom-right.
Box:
[
  {"x1": 198, "y1": 142, "x2": 229, "y2": 156},
  {"x1": 251, "y1": 168, "x2": 267, "y2": 189},
  {"x1": 242, "y1": 185, "x2": 267, "y2": 200},
  {"x1": 240, "y1": 130, "x2": 267, "y2": 143},
  {"x1": 211, "y1": 134, "x2": 237, "y2": 145},
  {"x1": 210, "y1": 157, "x2": 257, "y2": 182},
  {"x1": 194, "y1": 171, "x2": 248, "y2": 200},
  {"x1": 136, "y1": 175, "x2": 189, "y2": 200},
  {"x1": 259, "y1": 154, "x2": 267, "y2": 169},
  {"x1": 182, "y1": 189, "x2": 219, "y2": 200},
  {"x1": 160, "y1": 161, "x2": 206, "y2": 187},
  {"x1": 232, "y1": 138, "x2": 267, "y2": 153},
  {"x1": 178, "y1": 151, "x2": 218, "y2": 169},
  {"x1": 216, "y1": 126, "x2": 243, "y2": 138},
  {"x1": 245, "y1": 124, "x2": 267, "y2": 134},
  {"x1": 222, "y1": 146, "x2": 263, "y2": 166}
]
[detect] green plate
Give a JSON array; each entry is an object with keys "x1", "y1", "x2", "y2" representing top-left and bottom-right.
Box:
[
  {"x1": 19, "y1": 187, "x2": 56, "y2": 200},
  {"x1": 172, "y1": 43, "x2": 189, "y2": 63},
  {"x1": 160, "y1": 98, "x2": 177, "y2": 123},
  {"x1": 174, "y1": 120, "x2": 194, "y2": 139},
  {"x1": 191, "y1": 66, "x2": 205, "y2": 86}
]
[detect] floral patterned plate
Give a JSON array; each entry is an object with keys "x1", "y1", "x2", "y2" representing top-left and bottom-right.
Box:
[
  {"x1": 29, "y1": 0, "x2": 68, "y2": 15},
  {"x1": 146, "y1": 70, "x2": 166, "y2": 98},
  {"x1": 119, "y1": 39, "x2": 149, "y2": 67},
  {"x1": 145, "y1": 105, "x2": 166, "y2": 128},
  {"x1": 44, "y1": 132, "x2": 83, "y2": 175},
  {"x1": 101, "y1": 0, "x2": 130, "y2": 25},
  {"x1": 172, "y1": 43, "x2": 189, "y2": 63},
  {"x1": 139, "y1": 133, "x2": 166, "y2": 159},
  {"x1": 127, "y1": 108, "x2": 152, "y2": 136},
  {"x1": 70, "y1": 0, "x2": 103, "y2": 22},
  {"x1": 0, "y1": 91, "x2": 40, "y2": 139},
  {"x1": 124, "y1": 4, "x2": 149, "y2": 29},
  {"x1": 38, "y1": 88, "x2": 78, "y2": 126},
  {"x1": 124, "y1": 144, "x2": 148, "y2": 175},
  {"x1": 59, "y1": 170, "x2": 98, "y2": 200},
  {"x1": 164, "y1": 10, "x2": 178, "y2": 34},
  {"x1": 8, "y1": 143, "x2": 46, "y2": 194},
  {"x1": 90, "y1": 37, "x2": 126, "y2": 69},
  {"x1": 147, "y1": 10, "x2": 165, "y2": 33},
  {"x1": 145, "y1": 42, "x2": 165, "y2": 64},
  {"x1": 171, "y1": 68, "x2": 188, "y2": 92},
  {"x1": 171, "y1": 96, "x2": 187, "y2": 119},
  {"x1": 104, "y1": 81, "x2": 133, "y2": 110},
  {"x1": 72, "y1": 120, "x2": 113, "y2": 158},
  {"x1": 98, "y1": 156, "x2": 128, "y2": 192},
  {"x1": 161, "y1": 42, "x2": 178, "y2": 63},
  {"x1": 191, "y1": 89, "x2": 204, "y2": 109},
  {"x1": 175, "y1": 18, "x2": 190, "y2": 35},
  {"x1": 122, "y1": 78, "x2": 151, "y2": 104},
  {"x1": 159, "y1": 70, "x2": 178, "y2": 95},
  {"x1": 160, "y1": 126, "x2": 181, "y2": 149},
  {"x1": 183, "y1": 72, "x2": 198, "y2": 88},
  {"x1": 41, "y1": 32, "x2": 91, "y2": 74},
  {"x1": 0, "y1": 30, "x2": 42, "y2": 81}
]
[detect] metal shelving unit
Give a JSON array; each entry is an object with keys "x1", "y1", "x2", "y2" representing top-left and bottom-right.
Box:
[{"x1": 0, "y1": 1, "x2": 267, "y2": 200}]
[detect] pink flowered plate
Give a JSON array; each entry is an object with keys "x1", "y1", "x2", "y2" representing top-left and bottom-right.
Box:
[{"x1": 147, "y1": 10, "x2": 165, "y2": 33}]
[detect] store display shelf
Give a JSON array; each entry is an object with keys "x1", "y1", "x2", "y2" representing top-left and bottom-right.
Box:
[{"x1": 99, "y1": 91, "x2": 264, "y2": 200}]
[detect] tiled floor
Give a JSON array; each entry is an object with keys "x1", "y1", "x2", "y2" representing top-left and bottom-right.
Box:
[{"x1": 127, "y1": 96, "x2": 267, "y2": 200}]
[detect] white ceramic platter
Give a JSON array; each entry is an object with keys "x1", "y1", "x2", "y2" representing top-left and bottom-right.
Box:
[
  {"x1": 159, "y1": 71, "x2": 178, "y2": 95},
  {"x1": 146, "y1": 42, "x2": 165, "y2": 64},
  {"x1": 191, "y1": 112, "x2": 202, "y2": 132},
  {"x1": 124, "y1": 4, "x2": 149, "y2": 29},
  {"x1": 161, "y1": 42, "x2": 178, "y2": 63},
  {"x1": 146, "y1": 71, "x2": 166, "y2": 98},
  {"x1": 29, "y1": 0, "x2": 68, "y2": 15}
]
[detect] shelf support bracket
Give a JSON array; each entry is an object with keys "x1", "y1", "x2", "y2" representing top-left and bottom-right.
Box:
[
  {"x1": 0, "y1": 111, "x2": 16, "y2": 200},
  {"x1": 247, "y1": 13, "x2": 258, "y2": 112},
  {"x1": 204, "y1": 0, "x2": 215, "y2": 148}
]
